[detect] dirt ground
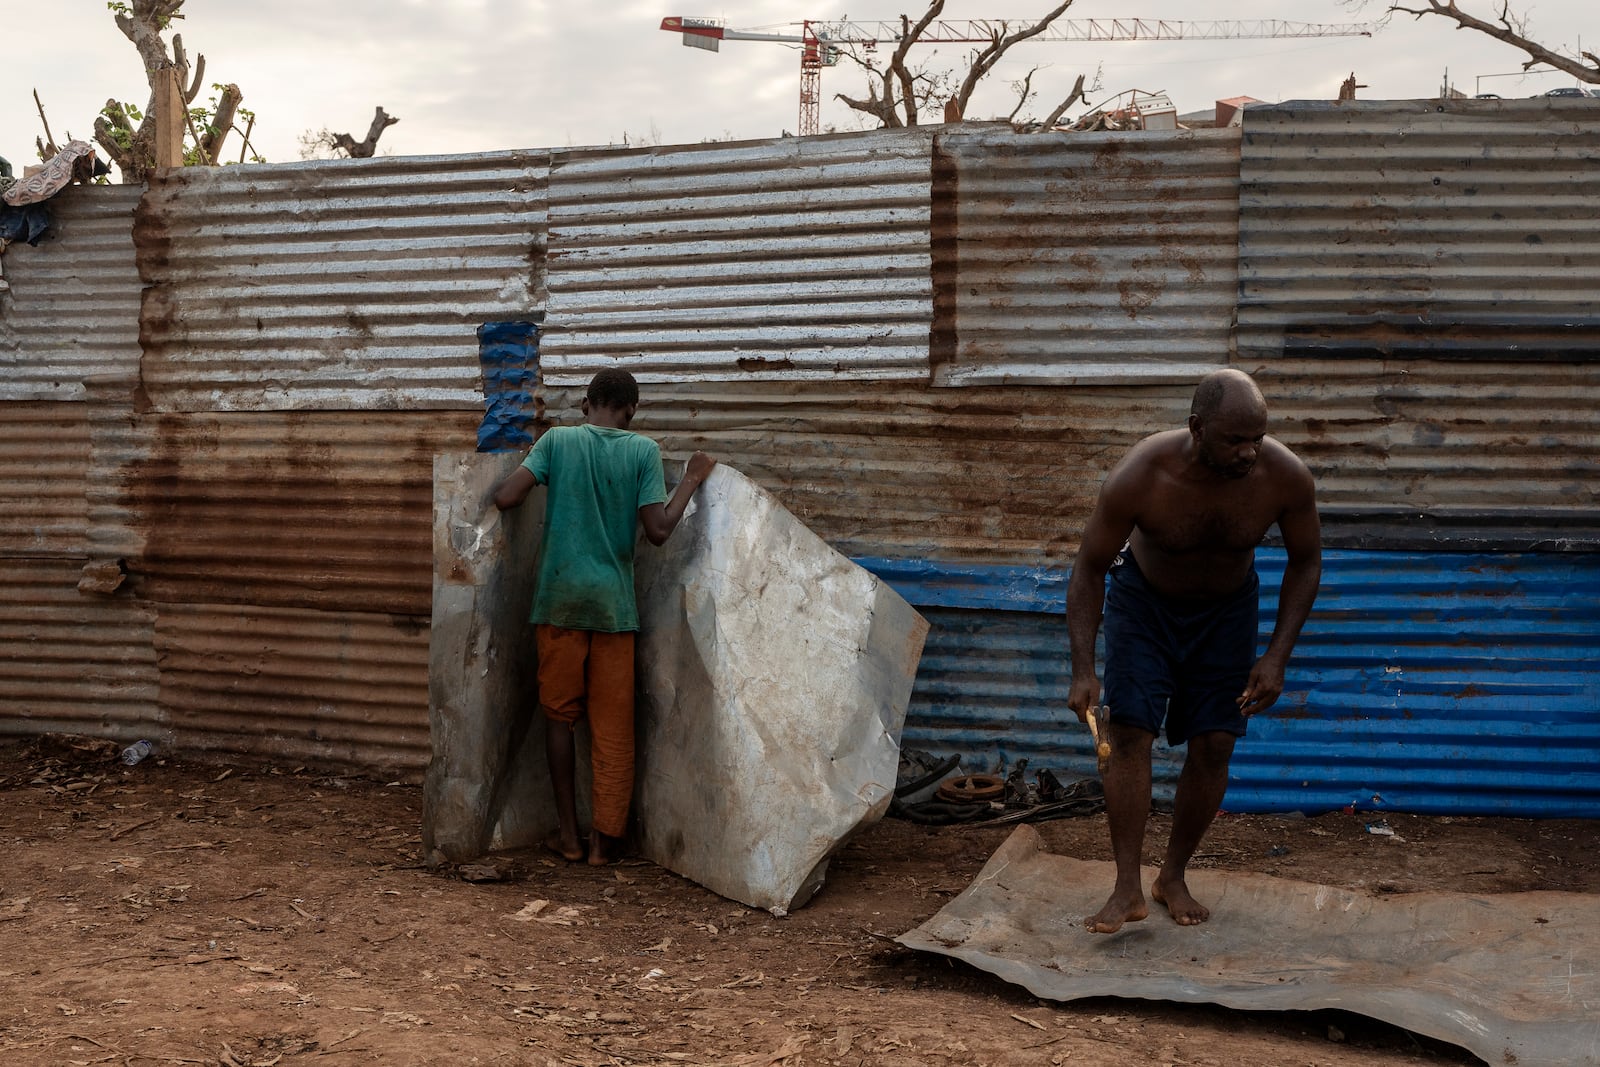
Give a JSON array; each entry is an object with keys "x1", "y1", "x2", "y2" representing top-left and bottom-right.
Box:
[{"x1": 2, "y1": 736, "x2": 1596, "y2": 1067}]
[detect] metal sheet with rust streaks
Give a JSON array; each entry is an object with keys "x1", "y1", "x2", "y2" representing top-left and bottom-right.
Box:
[
  {"x1": 135, "y1": 151, "x2": 548, "y2": 412},
  {"x1": 541, "y1": 130, "x2": 935, "y2": 385},
  {"x1": 1253, "y1": 362, "x2": 1600, "y2": 524},
  {"x1": 934, "y1": 127, "x2": 1240, "y2": 386},
  {"x1": 153, "y1": 601, "x2": 430, "y2": 771},
  {"x1": 0, "y1": 403, "x2": 90, "y2": 557},
  {"x1": 1233, "y1": 100, "x2": 1600, "y2": 527},
  {"x1": 541, "y1": 379, "x2": 1192, "y2": 567},
  {"x1": 1238, "y1": 99, "x2": 1600, "y2": 344},
  {"x1": 117, "y1": 410, "x2": 478, "y2": 616},
  {"x1": 0, "y1": 560, "x2": 159, "y2": 741},
  {"x1": 0, "y1": 185, "x2": 144, "y2": 402}
]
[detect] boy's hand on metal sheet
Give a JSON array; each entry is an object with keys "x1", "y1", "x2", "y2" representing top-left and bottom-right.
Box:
[{"x1": 686, "y1": 452, "x2": 716, "y2": 484}]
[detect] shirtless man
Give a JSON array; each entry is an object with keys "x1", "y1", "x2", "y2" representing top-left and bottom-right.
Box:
[{"x1": 1066, "y1": 369, "x2": 1321, "y2": 933}]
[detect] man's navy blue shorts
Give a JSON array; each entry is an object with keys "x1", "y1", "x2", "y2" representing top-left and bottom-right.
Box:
[{"x1": 1102, "y1": 546, "x2": 1259, "y2": 746}]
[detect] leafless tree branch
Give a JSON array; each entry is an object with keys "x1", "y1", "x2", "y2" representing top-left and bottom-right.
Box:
[
  {"x1": 1388, "y1": 1, "x2": 1599, "y2": 81},
  {"x1": 952, "y1": 1, "x2": 1076, "y2": 114},
  {"x1": 1008, "y1": 68, "x2": 1039, "y2": 123},
  {"x1": 1034, "y1": 73, "x2": 1090, "y2": 130}
]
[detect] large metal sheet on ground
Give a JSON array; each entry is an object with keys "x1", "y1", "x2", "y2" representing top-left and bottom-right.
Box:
[
  {"x1": 899, "y1": 825, "x2": 1600, "y2": 1066},
  {"x1": 634, "y1": 465, "x2": 928, "y2": 914}
]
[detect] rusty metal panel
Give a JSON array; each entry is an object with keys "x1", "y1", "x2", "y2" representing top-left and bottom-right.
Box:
[
  {"x1": 84, "y1": 374, "x2": 147, "y2": 567},
  {"x1": 933, "y1": 127, "x2": 1240, "y2": 386},
  {"x1": 135, "y1": 152, "x2": 548, "y2": 412},
  {"x1": 543, "y1": 379, "x2": 1190, "y2": 568},
  {"x1": 1237, "y1": 99, "x2": 1600, "y2": 352},
  {"x1": 541, "y1": 130, "x2": 935, "y2": 385},
  {"x1": 0, "y1": 559, "x2": 159, "y2": 740},
  {"x1": 154, "y1": 602, "x2": 429, "y2": 771},
  {"x1": 0, "y1": 403, "x2": 89, "y2": 557},
  {"x1": 1233, "y1": 101, "x2": 1600, "y2": 524},
  {"x1": 1250, "y1": 363, "x2": 1600, "y2": 524},
  {"x1": 0, "y1": 186, "x2": 144, "y2": 402},
  {"x1": 120, "y1": 410, "x2": 478, "y2": 616}
]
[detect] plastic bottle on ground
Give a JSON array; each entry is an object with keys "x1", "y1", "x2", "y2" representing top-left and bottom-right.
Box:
[{"x1": 120, "y1": 739, "x2": 153, "y2": 766}]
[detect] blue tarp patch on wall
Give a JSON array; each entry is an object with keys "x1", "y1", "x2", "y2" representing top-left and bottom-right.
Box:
[{"x1": 477, "y1": 320, "x2": 539, "y2": 453}]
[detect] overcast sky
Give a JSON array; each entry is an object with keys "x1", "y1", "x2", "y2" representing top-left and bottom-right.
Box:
[{"x1": 2, "y1": 0, "x2": 1592, "y2": 174}]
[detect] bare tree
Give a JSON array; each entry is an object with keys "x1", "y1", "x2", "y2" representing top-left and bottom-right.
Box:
[
  {"x1": 92, "y1": 0, "x2": 246, "y2": 180},
  {"x1": 1381, "y1": 1, "x2": 1598, "y2": 84},
  {"x1": 834, "y1": 1, "x2": 1088, "y2": 129}
]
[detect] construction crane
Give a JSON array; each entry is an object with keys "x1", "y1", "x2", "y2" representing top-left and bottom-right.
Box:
[{"x1": 660, "y1": 16, "x2": 1374, "y2": 136}]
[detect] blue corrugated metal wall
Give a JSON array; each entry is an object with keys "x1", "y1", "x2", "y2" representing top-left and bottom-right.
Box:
[{"x1": 860, "y1": 549, "x2": 1600, "y2": 817}]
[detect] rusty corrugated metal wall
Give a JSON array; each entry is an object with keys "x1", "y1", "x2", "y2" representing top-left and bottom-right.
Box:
[
  {"x1": 1236, "y1": 100, "x2": 1600, "y2": 531},
  {"x1": 934, "y1": 126, "x2": 1240, "y2": 386},
  {"x1": 110, "y1": 149, "x2": 546, "y2": 768},
  {"x1": 0, "y1": 186, "x2": 144, "y2": 402},
  {"x1": 2, "y1": 116, "x2": 1596, "y2": 810},
  {"x1": 3, "y1": 155, "x2": 542, "y2": 768},
  {"x1": 136, "y1": 152, "x2": 548, "y2": 412},
  {"x1": 539, "y1": 126, "x2": 1243, "y2": 566},
  {"x1": 1, "y1": 188, "x2": 156, "y2": 739},
  {"x1": 548, "y1": 379, "x2": 1183, "y2": 566},
  {"x1": 541, "y1": 131, "x2": 935, "y2": 385}
]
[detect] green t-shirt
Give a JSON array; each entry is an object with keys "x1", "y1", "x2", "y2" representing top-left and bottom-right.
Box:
[{"x1": 522, "y1": 424, "x2": 668, "y2": 632}]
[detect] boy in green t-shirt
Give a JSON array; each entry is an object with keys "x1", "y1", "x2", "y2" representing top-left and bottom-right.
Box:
[{"x1": 493, "y1": 370, "x2": 715, "y2": 865}]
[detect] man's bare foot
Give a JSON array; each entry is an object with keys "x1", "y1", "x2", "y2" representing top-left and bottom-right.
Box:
[
  {"x1": 543, "y1": 831, "x2": 584, "y2": 863},
  {"x1": 1084, "y1": 888, "x2": 1148, "y2": 934},
  {"x1": 1152, "y1": 875, "x2": 1211, "y2": 926},
  {"x1": 587, "y1": 829, "x2": 624, "y2": 867}
]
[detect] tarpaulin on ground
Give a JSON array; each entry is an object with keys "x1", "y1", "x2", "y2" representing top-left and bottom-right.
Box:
[{"x1": 898, "y1": 825, "x2": 1600, "y2": 1066}]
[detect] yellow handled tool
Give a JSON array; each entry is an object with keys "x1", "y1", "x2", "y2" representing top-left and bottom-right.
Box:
[{"x1": 1087, "y1": 704, "x2": 1112, "y2": 776}]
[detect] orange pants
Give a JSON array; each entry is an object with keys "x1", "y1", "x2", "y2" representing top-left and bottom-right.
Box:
[{"x1": 535, "y1": 624, "x2": 636, "y2": 838}]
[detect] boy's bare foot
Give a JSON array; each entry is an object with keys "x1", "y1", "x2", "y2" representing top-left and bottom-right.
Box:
[
  {"x1": 1084, "y1": 887, "x2": 1148, "y2": 934},
  {"x1": 543, "y1": 831, "x2": 584, "y2": 863},
  {"x1": 587, "y1": 829, "x2": 624, "y2": 867},
  {"x1": 1152, "y1": 875, "x2": 1210, "y2": 925}
]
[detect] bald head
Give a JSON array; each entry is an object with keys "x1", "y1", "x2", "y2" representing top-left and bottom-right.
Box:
[
  {"x1": 1190, "y1": 369, "x2": 1267, "y2": 423},
  {"x1": 1188, "y1": 370, "x2": 1269, "y2": 479}
]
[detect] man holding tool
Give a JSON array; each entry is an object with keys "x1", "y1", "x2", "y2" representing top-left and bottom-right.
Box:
[{"x1": 1067, "y1": 369, "x2": 1322, "y2": 933}]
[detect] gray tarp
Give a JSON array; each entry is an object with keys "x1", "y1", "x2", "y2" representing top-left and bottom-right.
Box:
[
  {"x1": 898, "y1": 825, "x2": 1600, "y2": 1066},
  {"x1": 425, "y1": 456, "x2": 928, "y2": 915}
]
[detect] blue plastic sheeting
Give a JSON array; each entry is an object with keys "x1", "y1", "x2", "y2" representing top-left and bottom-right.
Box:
[
  {"x1": 856, "y1": 550, "x2": 1600, "y2": 818},
  {"x1": 476, "y1": 321, "x2": 539, "y2": 453}
]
